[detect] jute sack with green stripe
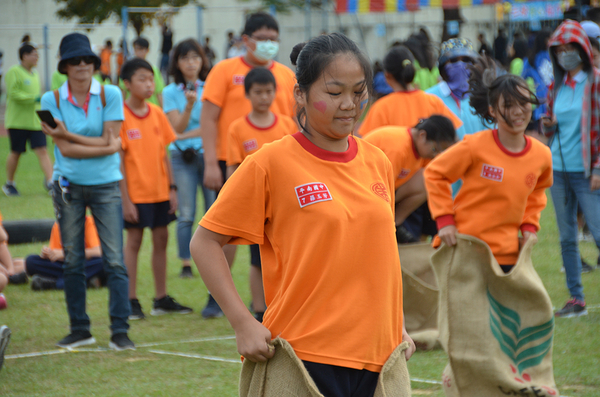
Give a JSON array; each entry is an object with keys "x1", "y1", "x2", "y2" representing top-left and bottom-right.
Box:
[
  {"x1": 240, "y1": 338, "x2": 412, "y2": 396},
  {"x1": 398, "y1": 243, "x2": 440, "y2": 350},
  {"x1": 431, "y1": 234, "x2": 558, "y2": 397}
]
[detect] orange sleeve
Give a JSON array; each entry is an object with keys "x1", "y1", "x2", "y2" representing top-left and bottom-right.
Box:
[
  {"x1": 358, "y1": 101, "x2": 389, "y2": 137},
  {"x1": 49, "y1": 223, "x2": 62, "y2": 250},
  {"x1": 84, "y1": 216, "x2": 101, "y2": 249},
  {"x1": 0, "y1": 210, "x2": 3, "y2": 224},
  {"x1": 521, "y1": 149, "x2": 553, "y2": 234},
  {"x1": 201, "y1": 61, "x2": 229, "y2": 108},
  {"x1": 159, "y1": 110, "x2": 177, "y2": 146},
  {"x1": 227, "y1": 120, "x2": 245, "y2": 166},
  {"x1": 432, "y1": 96, "x2": 463, "y2": 130},
  {"x1": 119, "y1": 119, "x2": 129, "y2": 151},
  {"x1": 424, "y1": 138, "x2": 474, "y2": 228}
]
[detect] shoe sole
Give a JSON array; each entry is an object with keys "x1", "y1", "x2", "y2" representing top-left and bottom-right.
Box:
[
  {"x1": 150, "y1": 308, "x2": 193, "y2": 316},
  {"x1": 0, "y1": 326, "x2": 11, "y2": 371},
  {"x1": 201, "y1": 312, "x2": 224, "y2": 319},
  {"x1": 109, "y1": 341, "x2": 136, "y2": 351},
  {"x1": 56, "y1": 337, "x2": 96, "y2": 349},
  {"x1": 555, "y1": 309, "x2": 588, "y2": 318},
  {"x1": 128, "y1": 314, "x2": 146, "y2": 321}
]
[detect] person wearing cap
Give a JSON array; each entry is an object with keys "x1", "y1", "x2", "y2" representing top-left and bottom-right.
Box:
[
  {"x1": 39, "y1": 32, "x2": 134, "y2": 350},
  {"x1": 582, "y1": 21, "x2": 600, "y2": 68},
  {"x1": 426, "y1": 38, "x2": 489, "y2": 141},
  {"x1": 3, "y1": 39, "x2": 53, "y2": 197}
]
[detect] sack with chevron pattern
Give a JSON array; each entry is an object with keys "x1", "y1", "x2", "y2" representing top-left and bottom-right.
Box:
[{"x1": 430, "y1": 234, "x2": 558, "y2": 397}]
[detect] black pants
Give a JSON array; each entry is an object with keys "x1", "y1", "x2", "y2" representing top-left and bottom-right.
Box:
[{"x1": 302, "y1": 361, "x2": 379, "y2": 397}]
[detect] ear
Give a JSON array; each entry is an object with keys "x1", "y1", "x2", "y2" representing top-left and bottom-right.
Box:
[
  {"x1": 294, "y1": 84, "x2": 306, "y2": 108},
  {"x1": 488, "y1": 104, "x2": 497, "y2": 120},
  {"x1": 416, "y1": 129, "x2": 428, "y2": 143},
  {"x1": 384, "y1": 71, "x2": 395, "y2": 86},
  {"x1": 241, "y1": 35, "x2": 253, "y2": 50}
]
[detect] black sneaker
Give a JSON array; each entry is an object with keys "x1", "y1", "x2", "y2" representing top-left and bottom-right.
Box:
[
  {"x1": 201, "y1": 294, "x2": 223, "y2": 319},
  {"x1": 8, "y1": 272, "x2": 28, "y2": 285},
  {"x1": 555, "y1": 298, "x2": 588, "y2": 318},
  {"x1": 581, "y1": 259, "x2": 595, "y2": 273},
  {"x1": 179, "y1": 266, "x2": 193, "y2": 278},
  {"x1": 0, "y1": 325, "x2": 11, "y2": 372},
  {"x1": 129, "y1": 299, "x2": 145, "y2": 320},
  {"x1": 56, "y1": 330, "x2": 96, "y2": 348},
  {"x1": 395, "y1": 224, "x2": 419, "y2": 244},
  {"x1": 151, "y1": 295, "x2": 193, "y2": 316},
  {"x1": 2, "y1": 183, "x2": 19, "y2": 197},
  {"x1": 109, "y1": 333, "x2": 135, "y2": 351},
  {"x1": 31, "y1": 275, "x2": 57, "y2": 291}
]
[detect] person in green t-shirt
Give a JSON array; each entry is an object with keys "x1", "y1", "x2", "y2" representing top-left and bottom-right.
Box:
[
  {"x1": 3, "y1": 41, "x2": 53, "y2": 197},
  {"x1": 118, "y1": 37, "x2": 165, "y2": 107}
]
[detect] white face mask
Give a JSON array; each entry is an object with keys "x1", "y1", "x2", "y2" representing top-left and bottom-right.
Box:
[
  {"x1": 557, "y1": 50, "x2": 582, "y2": 71},
  {"x1": 253, "y1": 40, "x2": 279, "y2": 62}
]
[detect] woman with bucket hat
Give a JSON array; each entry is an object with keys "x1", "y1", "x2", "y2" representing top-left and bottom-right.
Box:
[{"x1": 40, "y1": 32, "x2": 134, "y2": 350}]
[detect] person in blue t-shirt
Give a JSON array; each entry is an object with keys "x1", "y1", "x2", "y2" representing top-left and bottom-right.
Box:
[
  {"x1": 40, "y1": 33, "x2": 134, "y2": 351},
  {"x1": 162, "y1": 39, "x2": 216, "y2": 279},
  {"x1": 522, "y1": 29, "x2": 553, "y2": 136}
]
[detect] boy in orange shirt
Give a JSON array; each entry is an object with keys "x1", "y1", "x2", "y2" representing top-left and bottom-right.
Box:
[
  {"x1": 119, "y1": 59, "x2": 193, "y2": 320},
  {"x1": 227, "y1": 68, "x2": 297, "y2": 322},
  {"x1": 363, "y1": 115, "x2": 456, "y2": 243}
]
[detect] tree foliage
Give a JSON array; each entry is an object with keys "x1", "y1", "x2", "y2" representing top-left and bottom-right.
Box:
[
  {"x1": 239, "y1": 0, "x2": 327, "y2": 14},
  {"x1": 54, "y1": 0, "x2": 195, "y2": 35}
]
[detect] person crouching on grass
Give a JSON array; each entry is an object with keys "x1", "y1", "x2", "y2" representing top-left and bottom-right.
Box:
[
  {"x1": 191, "y1": 33, "x2": 415, "y2": 396},
  {"x1": 119, "y1": 58, "x2": 194, "y2": 320}
]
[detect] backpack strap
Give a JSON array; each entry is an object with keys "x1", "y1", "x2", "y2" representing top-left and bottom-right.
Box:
[
  {"x1": 53, "y1": 89, "x2": 60, "y2": 110},
  {"x1": 100, "y1": 85, "x2": 106, "y2": 108}
]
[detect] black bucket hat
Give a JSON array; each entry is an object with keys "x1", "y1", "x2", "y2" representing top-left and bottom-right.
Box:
[{"x1": 57, "y1": 33, "x2": 101, "y2": 74}]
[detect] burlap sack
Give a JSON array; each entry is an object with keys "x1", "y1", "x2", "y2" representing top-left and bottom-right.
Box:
[
  {"x1": 398, "y1": 243, "x2": 440, "y2": 350},
  {"x1": 239, "y1": 338, "x2": 412, "y2": 397},
  {"x1": 431, "y1": 234, "x2": 558, "y2": 397}
]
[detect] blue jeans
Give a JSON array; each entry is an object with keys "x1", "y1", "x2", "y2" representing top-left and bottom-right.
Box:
[
  {"x1": 170, "y1": 150, "x2": 216, "y2": 260},
  {"x1": 53, "y1": 181, "x2": 130, "y2": 334},
  {"x1": 550, "y1": 171, "x2": 600, "y2": 301}
]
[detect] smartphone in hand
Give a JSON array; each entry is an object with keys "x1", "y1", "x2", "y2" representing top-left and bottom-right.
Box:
[{"x1": 36, "y1": 110, "x2": 57, "y2": 128}]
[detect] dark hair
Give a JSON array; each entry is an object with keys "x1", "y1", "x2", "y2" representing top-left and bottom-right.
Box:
[
  {"x1": 169, "y1": 38, "x2": 210, "y2": 84},
  {"x1": 290, "y1": 42, "x2": 306, "y2": 66},
  {"x1": 468, "y1": 56, "x2": 540, "y2": 126},
  {"x1": 404, "y1": 34, "x2": 435, "y2": 70},
  {"x1": 528, "y1": 29, "x2": 552, "y2": 65},
  {"x1": 383, "y1": 45, "x2": 415, "y2": 89},
  {"x1": 291, "y1": 33, "x2": 373, "y2": 134},
  {"x1": 244, "y1": 68, "x2": 276, "y2": 94},
  {"x1": 21, "y1": 34, "x2": 31, "y2": 43},
  {"x1": 120, "y1": 58, "x2": 153, "y2": 81},
  {"x1": 133, "y1": 37, "x2": 150, "y2": 49},
  {"x1": 243, "y1": 12, "x2": 279, "y2": 37},
  {"x1": 512, "y1": 38, "x2": 528, "y2": 60},
  {"x1": 415, "y1": 115, "x2": 457, "y2": 143},
  {"x1": 105, "y1": 40, "x2": 113, "y2": 47},
  {"x1": 590, "y1": 36, "x2": 600, "y2": 52},
  {"x1": 19, "y1": 42, "x2": 36, "y2": 60}
]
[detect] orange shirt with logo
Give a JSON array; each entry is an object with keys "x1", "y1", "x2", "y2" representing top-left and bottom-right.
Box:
[
  {"x1": 100, "y1": 48, "x2": 111, "y2": 76},
  {"x1": 363, "y1": 126, "x2": 429, "y2": 189},
  {"x1": 201, "y1": 57, "x2": 296, "y2": 161},
  {"x1": 120, "y1": 103, "x2": 177, "y2": 204},
  {"x1": 424, "y1": 129, "x2": 553, "y2": 264},
  {"x1": 227, "y1": 114, "x2": 298, "y2": 166},
  {"x1": 201, "y1": 133, "x2": 403, "y2": 372},
  {"x1": 49, "y1": 216, "x2": 100, "y2": 250},
  {"x1": 358, "y1": 90, "x2": 462, "y2": 137}
]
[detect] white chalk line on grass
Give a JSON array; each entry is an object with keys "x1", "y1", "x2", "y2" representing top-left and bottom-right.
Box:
[
  {"x1": 149, "y1": 349, "x2": 241, "y2": 364},
  {"x1": 135, "y1": 335, "x2": 236, "y2": 348}
]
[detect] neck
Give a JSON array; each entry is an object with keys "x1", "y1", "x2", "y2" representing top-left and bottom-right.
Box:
[
  {"x1": 301, "y1": 129, "x2": 350, "y2": 153},
  {"x1": 390, "y1": 81, "x2": 414, "y2": 92},
  {"x1": 126, "y1": 95, "x2": 148, "y2": 113},
  {"x1": 68, "y1": 77, "x2": 92, "y2": 96},
  {"x1": 21, "y1": 62, "x2": 33, "y2": 72},
  {"x1": 568, "y1": 65, "x2": 583, "y2": 78},
  {"x1": 248, "y1": 110, "x2": 274, "y2": 127},
  {"x1": 497, "y1": 128, "x2": 526, "y2": 153},
  {"x1": 243, "y1": 52, "x2": 271, "y2": 68},
  {"x1": 183, "y1": 75, "x2": 197, "y2": 83}
]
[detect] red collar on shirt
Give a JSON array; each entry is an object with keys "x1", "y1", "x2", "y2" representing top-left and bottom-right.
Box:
[
  {"x1": 293, "y1": 132, "x2": 358, "y2": 163},
  {"x1": 67, "y1": 85, "x2": 92, "y2": 116},
  {"x1": 565, "y1": 74, "x2": 577, "y2": 89}
]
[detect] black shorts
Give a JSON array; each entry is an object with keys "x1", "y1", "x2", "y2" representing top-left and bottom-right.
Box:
[
  {"x1": 302, "y1": 361, "x2": 379, "y2": 397},
  {"x1": 250, "y1": 244, "x2": 261, "y2": 268},
  {"x1": 8, "y1": 129, "x2": 47, "y2": 153},
  {"x1": 124, "y1": 201, "x2": 177, "y2": 229}
]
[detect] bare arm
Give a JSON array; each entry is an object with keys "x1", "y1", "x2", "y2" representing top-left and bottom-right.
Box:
[
  {"x1": 85, "y1": 246, "x2": 101, "y2": 259},
  {"x1": 119, "y1": 148, "x2": 139, "y2": 224},
  {"x1": 42, "y1": 120, "x2": 121, "y2": 146},
  {"x1": 190, "y1": 226, "x2": 274, "y2": 362},
  {"x1": 165, "y1": 90, "x2": 197, "y2": 134},
  {"x1": 165, "y1": 151, "x2": 178, "y2": 214},
  {"x1": 53, "y1": 134, "x2": 121, "y2": 159},
  {"x1": 226, "y1": 164, "x2": 239, "y2": 180},
  {"x1": 199, "y1": 100, "x2": 223, "y2": 190}
]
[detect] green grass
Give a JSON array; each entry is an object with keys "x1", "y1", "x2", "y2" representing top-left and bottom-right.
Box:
[{"x1": 0, "y1": 137, "x2": 599, "y2": 396}]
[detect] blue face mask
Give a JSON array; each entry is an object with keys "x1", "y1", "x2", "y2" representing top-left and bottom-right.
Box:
[
  {"x1": 444, "y1": 61, "x2": 471, "y2": 99},
  {"x1": 253, "y1": 40, "x2": 279, "y2": 62}
]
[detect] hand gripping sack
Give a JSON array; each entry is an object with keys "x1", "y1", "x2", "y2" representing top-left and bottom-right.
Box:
[
  {"x1": 431, "y1": 234, "x2": 558, "y2": 397},
  {"x1": 240, "y1": 338, "x2": 412, "y2": 397},
  {"x1": 398, "y1": 243, "x2": 440, "y2": 350}
]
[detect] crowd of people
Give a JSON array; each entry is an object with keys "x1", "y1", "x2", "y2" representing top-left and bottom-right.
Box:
[{"x1": 0, "y1": 10, "x2": 599, "y2": 394}]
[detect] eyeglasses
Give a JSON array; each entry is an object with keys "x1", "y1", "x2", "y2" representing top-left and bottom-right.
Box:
[
  {"x1": 66, "y1": 56, "x2": 96, "y2": 66},
  {"x1": 179, "y1": 54, "x2": 201, "y2": 63},
  {"x1": 58, "y1": 176, "x2": 71, "y2": 204}
]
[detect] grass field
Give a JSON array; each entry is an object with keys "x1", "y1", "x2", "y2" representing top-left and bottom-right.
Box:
[{"x1": 0, "y1": 137, "x2": 599, "y2": 396}]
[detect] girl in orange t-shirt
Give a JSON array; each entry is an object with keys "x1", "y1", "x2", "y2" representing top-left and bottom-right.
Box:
[
  {"x1": 358, "y1": 45, "x2": 462, "y2": 137},
  {"x1": 191, "y1": 33, "x2": 415, "y2": 395},
  {"x1": 424, "y1": 56, "x2": 553, "y2": 270},
  {"x1": 363, "y1": 115, "x2": 457, "y2": 243}
]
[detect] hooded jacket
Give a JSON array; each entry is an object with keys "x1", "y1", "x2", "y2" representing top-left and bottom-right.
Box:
[{"x1": 544, "y1": 20, "x2": 600, "y2": 178}]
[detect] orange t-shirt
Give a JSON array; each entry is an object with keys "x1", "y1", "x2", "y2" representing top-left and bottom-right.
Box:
[
  {"x1": 201, "y1": 57, "x2": 296, "y2": 161},
  {"x1": 227, "y1": 114, "x2": 298, "y2": 166},
  {"x1": 200, "y1": 133, "x2": 403, "y2": 372},
  {"x1": 100, "y1": 48, "x2": 111, "y2": 75},
  {"x1": 363, "y1": 126, "x2": 430, "y2": 189},
  {"x1": 120, "y1": 103, "x2": 177, "y2": 204},
  {"x1": 49, "y1": 216, "x2": 101, "y2": 250},
  {"x1": 424, "y1": 129, "x2": 553, "y2": 264},
  {"x1": 358, "y1": 90, "x2": 462, "y2": 137}
]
